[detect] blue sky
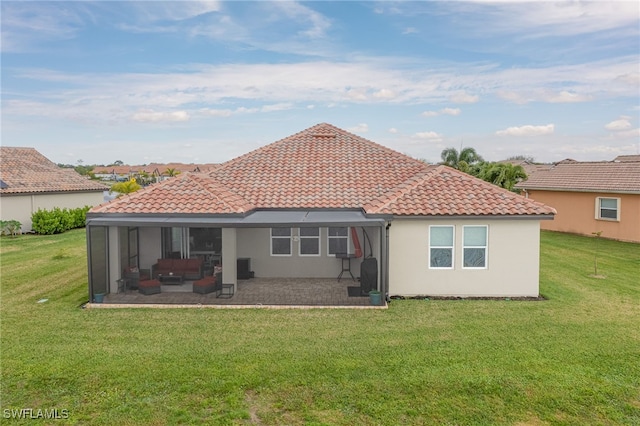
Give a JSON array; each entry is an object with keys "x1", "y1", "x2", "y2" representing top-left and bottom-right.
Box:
[{"x1": 2, "y1": 1, "x2": 639, "y2": 166}]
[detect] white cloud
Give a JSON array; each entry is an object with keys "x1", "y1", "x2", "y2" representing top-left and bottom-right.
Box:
[
  {"x1": 414, "y1": 131, "x2": 442, "y2": 140},
  {"x1": 610, "y1": 128, "x2": 640, "y2": 139},
  {"x1": 441, "y1": 107, "x2": 461, "y2": 116},
  {"x1": 496, "y1": 124, "x2": 555, "y2": 137},
  {"x1": 373, "y1": 89, "x2": 396, "y2": 99},
  {"x1": 444, "y1": 1, "x2": 639, "y2": 38},
  {"x1": 131, "y1": 110, "x2": 190, "y2": 123},
  {"x1": 346, "y1": 88, "x2": 368, "y2": 101},
  {"x1": 422, "y1": 107, "x2": 461, "y2": 117},
  {"x1": 200, "y1": 108, "x2": 233, "y2": 117},
  {"x1": 421, "y1": 111, "x2": 439, "y2": 117},
  {"x1": 546, "y1": 91, "x2": 592, "y2": 103},
  {"x1": 450, "y1": 92, "x2": 479, "y2": 104},
  {"x1": 402, "y1": 27, "x2": 418, "y2": 35},
  {"x1": 496, "y1": 91, "x2": 529, "y2": 104},
  {"x1": 349, "y1": 123, "x2": 369, "y2": 133},
  {"x1": 388, "y1": 128, "x2": 398, "y2": 134},
  {"x1": 4, "y1": 57, "x2": 638, "y2": 124},
  {"x1": 261, "y1": 103, "x2": 294, "y2": 112},
  {"x1": 605, "y1": 116, "x2": 632, "y2": 131}
]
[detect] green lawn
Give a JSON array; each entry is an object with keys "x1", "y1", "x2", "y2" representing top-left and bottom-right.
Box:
[{"x1": 1, "y1": 229, "x2": 639, "y2": 425}]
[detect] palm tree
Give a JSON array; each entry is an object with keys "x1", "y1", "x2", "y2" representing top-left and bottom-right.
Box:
[
  {"x1": 476, "y1": 162, "x2": 527, "y2": 192},
  {"x1": 165, "y1": 168, "x2": 180, "y2": 178},
  {"x1": 109, "y1": 178, "x2": 142, "y2": 197},
  {"x1": 440, "y1": 147, "x2": 483, "y2": 173}
]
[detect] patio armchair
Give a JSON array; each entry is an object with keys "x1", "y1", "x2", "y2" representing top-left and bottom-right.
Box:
[
  {"x1": 193, "y1": 271, "x2": 222, "y2": 295},
  {"x1": 123, "y1": 267, "x2": 151, "y2": 290}
]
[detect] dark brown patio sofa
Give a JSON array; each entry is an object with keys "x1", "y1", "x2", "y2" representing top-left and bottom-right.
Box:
[{"x1": 151, "y1": 258, "x2": 203, "y2": 280}]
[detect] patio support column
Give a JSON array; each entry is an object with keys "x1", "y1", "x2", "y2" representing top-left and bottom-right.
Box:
[{"x1": 222, "y1": 228, "x2": 237, "y2": 287}]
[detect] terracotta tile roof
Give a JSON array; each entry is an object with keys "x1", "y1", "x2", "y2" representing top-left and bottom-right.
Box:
[
  {"x1": 209, "y1": 123, "x2": 428, "y2": 210},
  {"x1": 366, "y1": 165, "x2": 555, "y2": 216},
  {"x1": 91, "y1": 173, "x2": 254, "y2": 214},
  {"x1": 614, "y1": 155, "x2": 640, "y2": 163},
  {"x1": 516, "y1": 160, "x2": 640, "y2": 194},
  {"x1": 92, "y1": 123, "x2": 555, "y2": 217},
  {"x1": 0, "y1": 147, "x2": 108, "y2": 195}
]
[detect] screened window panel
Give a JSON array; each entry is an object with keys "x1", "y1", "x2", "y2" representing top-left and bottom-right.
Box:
[
  {"x1": 464, "y1": 248, "x2": 486, "y2": 268},
  {"x1": 300, "y1": 227, "x2": 319, "y2": 237},
  {"x1": 329, "y1": 238, "x2": 347, "y2": 255},
  {"x1": 600, "y1": 198, "x2": 617, "y2": 209},
  {"x1": 430, "y1": 226, "x2": 453, "y2": 246},
  {"x1": 300, "y1": 238, "x2": 320, "y2": 255},
  {"x1": 600, "y1": 209, "x2": 618, "y2": 219},
  {"x1": 272, "y1": 238, "x2": 291, "y2": 255},
  {"x1": 272, "y1": 227, "x2": 292, "y2": 237},
  {"x1": 463, "y1": 226, "x2": 487, "y2": 246},
  {"x1": 328, "y1": 227, "x2": 348, "y2": 237},
  {"x1": 431, "y1": 248, "x2": 453, "y2": 268}
]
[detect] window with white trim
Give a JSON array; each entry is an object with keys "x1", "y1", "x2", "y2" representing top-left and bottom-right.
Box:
[
  {"x1": 463, "y1": 226, "x2": 488, "y2": 269},
  {"x1": 328, "y1": 227, "x2": 348, "y2": 256},
  {"x1": 299, "y1": 227, "x2": 320, "y2": 256},
  {"x1": 429, "y1": 226, "x2": 454, "y2": 269},
  {"x1": 596, "y1": 197, "x2": 620, "y2": 221},
  {"x1": 271, "y1": 228, "x2": 291, "y2": 256}
]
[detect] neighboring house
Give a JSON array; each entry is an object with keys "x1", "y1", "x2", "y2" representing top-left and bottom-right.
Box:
[
  {"x1": 93, "y1": 163, "x2": 218, "y2": 182},
  {"x1": 86, "y1": 123, "x2": 555, "y2": 303},
  {"x1": 0, "y1": 147, "x2": 108, "y2": 232},
  {"x1": 516, "y1": 158, "x2": 640, "y2": 243},
  {"x1": 498, "y1": 159, "x2": 553, "y2": 178}
]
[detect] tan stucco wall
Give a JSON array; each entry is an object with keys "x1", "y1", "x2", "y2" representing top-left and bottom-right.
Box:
[
  {"x1": 236, "y1": 227, "x2": 381, "y2": 279},
  {"x1": 527, "y1": 190, "x2": 640, "y2": 243},
  {"x1": 0, "y1": 192, "x2": 104, "y2": 232},
  {"x1": 388, "y1": 219, "x2": 541, "y2": 297}
]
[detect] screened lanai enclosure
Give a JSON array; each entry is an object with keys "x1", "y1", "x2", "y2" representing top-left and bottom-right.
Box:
[{"x1": 86, "y1": 210, "x2": 388, "y2": 306}]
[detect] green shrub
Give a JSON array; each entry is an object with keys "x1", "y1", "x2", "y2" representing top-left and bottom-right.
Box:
[
  {"x1": 31, "y1": 206, "x2": 92, "y2": 235},
  {"x1": 0, "y1": 220, "x2": 22, "y2": 237}
]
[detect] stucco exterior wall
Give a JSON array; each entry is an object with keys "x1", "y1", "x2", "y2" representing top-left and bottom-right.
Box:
[
  {"x1": 236, "y1": 227, "x2": 380, "y2": 279},
  {"x1": 388, "y1": 219, "x2": 541, "y2": 297},
  {"x1": 0, "y1": 191, "x2": 104, "y2": 232},
  {"x1": 527, "y1": 190, "x2": 640, "y2": 243}
]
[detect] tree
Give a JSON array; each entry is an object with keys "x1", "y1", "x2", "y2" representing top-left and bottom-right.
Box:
[
  {"x1": 440, "y1": 147, "x2": 483, "y2": 173},
  {"x1": 109, "y1": 178, "x2": 141, "y2": 196},
  {"x1": 165, "y1": 168, "x2": 180, "y2": 177},
  {"x1": 475, "y1": 162, "x2": 527, "y2": 192},
  {"x1": 135, "y1": 171, "x2": 155, "y2": 186}
]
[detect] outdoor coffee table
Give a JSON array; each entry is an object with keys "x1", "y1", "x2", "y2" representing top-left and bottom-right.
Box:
[{"x1": 157, "y1": 274, "x2": 183, "y2": 285}]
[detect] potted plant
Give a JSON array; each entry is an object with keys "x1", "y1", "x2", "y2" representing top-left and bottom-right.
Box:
[{"x1": 369, "y1": 289, "x2": 382, "y2": 306}]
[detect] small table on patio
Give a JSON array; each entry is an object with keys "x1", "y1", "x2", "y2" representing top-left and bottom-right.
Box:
[{"x1": 158, "y1": 274, "x2": 183, "y2": 285}]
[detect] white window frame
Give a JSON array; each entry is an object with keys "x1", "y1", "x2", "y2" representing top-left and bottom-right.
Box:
[
  {"x1": 327, "y1": 227, "x2": 350, "y2": 256},
  {"x1": 429, "y1": 225, "x2": 455, "y2": 269},
  {"x1": 462, "y1": 225, "x2": 488, "y2": 269},
  {"x1": 270, "y1": 228, "x2": 292, "y2": 256},
  {"x1": 595, "y1": 197, "x2": 620, "y2": 221},
  {"x1": 298, "y1": 227, "x2": 321, "y2": 257}
]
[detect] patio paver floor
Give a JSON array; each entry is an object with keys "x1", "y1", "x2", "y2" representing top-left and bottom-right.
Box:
[{"x1": 100, "y1": 278, "x2": 379, "y2": 307}]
